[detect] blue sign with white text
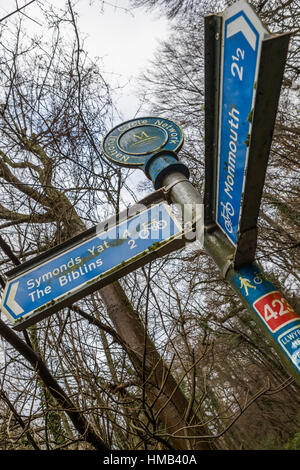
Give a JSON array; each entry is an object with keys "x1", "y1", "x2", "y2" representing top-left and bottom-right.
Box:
[
  {"x1": 232, "y1": 264, "x2": 300, "y2": 373},
  {"x1": 216, "y1": 2, "x2": 267, "y2": 244},
  {"x1": 1, "y1": 203, "x2": 182, "y2": 324}
]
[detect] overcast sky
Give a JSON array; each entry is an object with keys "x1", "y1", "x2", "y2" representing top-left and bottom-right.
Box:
[
  {"x1": 0, "y1": 0, "x2": 170, "y2": 119},
  {"x1": 0, "y1": 0, "x2": 170, "y2": 196},
  {"x1": 76, "y1": 0, "x2": 170, "y2": 118}
]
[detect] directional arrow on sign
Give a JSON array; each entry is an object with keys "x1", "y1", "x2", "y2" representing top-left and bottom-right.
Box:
[
  {"x1": 6, "y1": 282, "x2": 24, "y2": 316},
  {"x1": 226, "y1": 15, "x2": 257, "y2": 50}
]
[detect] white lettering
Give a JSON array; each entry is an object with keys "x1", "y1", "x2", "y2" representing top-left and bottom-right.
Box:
[{"x1": 27, "y1": 278, "x2": 35, "y2": 290}]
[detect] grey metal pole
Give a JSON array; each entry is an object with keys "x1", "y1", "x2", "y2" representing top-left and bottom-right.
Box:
[
  {"x1": 162, "y1": 171, "x2": 204, "y2": 244},
  {"x1": 162, "y1": 171, "x2": 300, "y2": 387}
]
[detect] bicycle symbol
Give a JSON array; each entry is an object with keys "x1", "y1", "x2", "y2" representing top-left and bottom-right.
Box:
[
  {"x1": 220, "y1": 201, "x2": 234, "y2": 234},
  {"x1": 253, "y1": 272, "x2": 263, "y2": 285},
  {"x1": 139, "y1": 219, "x2": 167, "y2": 239}
]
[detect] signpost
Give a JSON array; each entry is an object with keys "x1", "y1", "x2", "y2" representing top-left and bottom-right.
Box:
[
  {"x1": 100, "y1": 107, "x2": 300, "y2": 383},
  {"x1": 0, "y1": 1, "x2": 298, "y2": 386},
  {"x1": 1, "y1": 199, "x2": 184, "y2": 330},
  {"x1": 0, "y1": 117, "x2": 192, "y2": 332},
  {"x1": 202, "y1": 1, "x2": 298, "y2": 381},
  {"x1": 99, "y1": 0, "x2": 300, "y2": 385},
  {"x1": 167, "y1": 176, "x2": 300, "y2": 379}
]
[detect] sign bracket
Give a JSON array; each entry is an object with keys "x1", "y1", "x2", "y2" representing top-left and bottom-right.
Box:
[{"x1": 204, "y1": 13, "x2": 222, "y2": 228}]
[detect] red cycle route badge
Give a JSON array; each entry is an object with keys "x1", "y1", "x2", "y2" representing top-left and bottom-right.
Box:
[{"x1": 253, "y1": 291, "x2": 299, "y2": 333}]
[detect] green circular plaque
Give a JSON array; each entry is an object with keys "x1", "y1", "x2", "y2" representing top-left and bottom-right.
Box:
[
  {"x1": 102, "y1": 117, "x2": 184, "y2": 167},
  {"x1": 117, "y1": 125, "x2": 168, "y2": 156}
]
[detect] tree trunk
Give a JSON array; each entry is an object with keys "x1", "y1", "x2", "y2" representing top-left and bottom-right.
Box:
[
  {"x1": 100, "y1": 282, "x2": 214, "y2": 450},
  {"x1": 68, "y1": 205, "x2": 214, "y2": 449}
]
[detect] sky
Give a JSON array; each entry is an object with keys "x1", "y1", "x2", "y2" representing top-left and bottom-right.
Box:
[
  {"x1": 0, "y1": 1, "x2": 171, "y2": 197},
  {"x1": 0, "y1": 0, "x2": 170, "y2": 119},
  {"x1": 76, "y1": 0, "x2": 170, "y2": 118}
]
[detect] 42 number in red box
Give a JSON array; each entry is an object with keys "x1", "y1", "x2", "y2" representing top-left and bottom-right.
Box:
[{"x1": 253, "y1": 291, "x2": 298, "y2": 333}]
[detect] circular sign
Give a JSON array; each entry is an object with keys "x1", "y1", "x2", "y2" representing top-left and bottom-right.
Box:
[{"x1": 102, "y1": 117, "x2": 184, "y2": 167}]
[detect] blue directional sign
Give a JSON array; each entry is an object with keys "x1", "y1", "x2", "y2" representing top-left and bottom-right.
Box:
[
  {"x1": 232, "y1": 264, "x2": 300, "y2": 374},
  {"x1": 0, "y1": 202, "x2": 183, "y2": 329},
  {"x1": 216, "y1": 0, "x2": 268, "y2": 245}
]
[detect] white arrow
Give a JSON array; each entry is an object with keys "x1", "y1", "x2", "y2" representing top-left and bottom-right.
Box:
[
  {"x1": 227, "y1": 16, "x2": 257, "y2": 50},
  {"x1": 5, "y1": 281, "x2": 24, "y2": 316}
]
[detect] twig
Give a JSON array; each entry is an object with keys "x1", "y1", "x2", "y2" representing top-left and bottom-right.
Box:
[{"x1": 0, "y1": 0, "x2": 37, "y2": 23}]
